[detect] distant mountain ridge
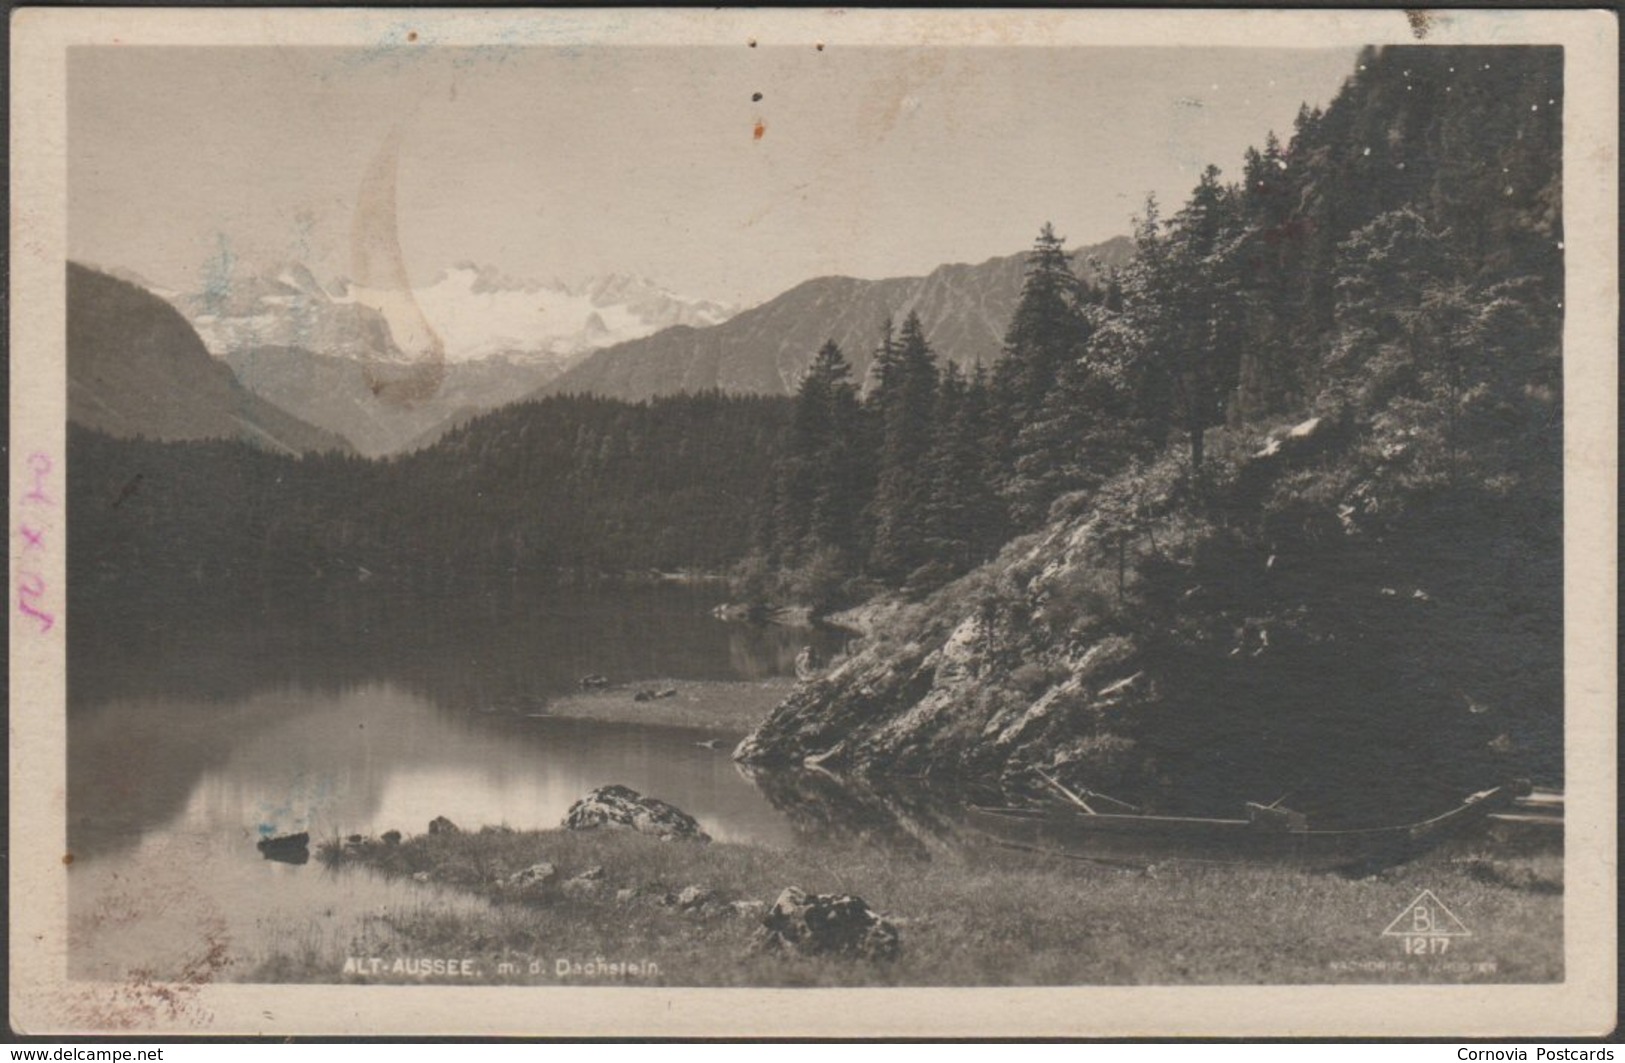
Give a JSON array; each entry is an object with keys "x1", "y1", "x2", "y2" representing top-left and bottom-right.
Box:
[
  {"x1": 179, "y1": 262, "x2": 402, "y2": 363},
  {"x1": 66, "y1": 263, "x2": 353, "y2": 455},
  {"x1": 145, "y1": 257, "x2": 742, "y2": 454},
  {"x1": 169, "y1": 258, "x2": 738, "y2": 367},
  {"x1": 81, "y1": 240, "x2": 1131, "y2": 454},
  {"x1": 538, "y1": 236, "x2": 1134, "y2": 402}
]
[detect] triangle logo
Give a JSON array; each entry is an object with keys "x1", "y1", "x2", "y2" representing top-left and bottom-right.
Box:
[{"x1": 1382, "y1": 890, "x2": 1471, "y2": 937}]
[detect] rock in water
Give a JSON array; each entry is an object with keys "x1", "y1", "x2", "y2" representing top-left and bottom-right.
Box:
[
  {"x1": 561, "y1": 785, "x2": 711, "y2": 842},
  {"x1": 256, "y1": 831, "x2": 310, "y2": 865},
  {"x1": 428, "y1": 816, "x2": 460, "y2": 835},
  {"x1": 754, "y1": 886, "x2": 900, "y2": 961}
]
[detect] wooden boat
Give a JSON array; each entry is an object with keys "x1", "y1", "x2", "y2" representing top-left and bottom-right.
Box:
[
  {"x1": 966, "y1": 781, "x2": 1530, "y2": 872},
  {"x1": 1486, "y1": 788, "x2": 1564, "y2": 850},
  {"x1": 256, "y1": 831, "x2": 311, "y2": 864}
]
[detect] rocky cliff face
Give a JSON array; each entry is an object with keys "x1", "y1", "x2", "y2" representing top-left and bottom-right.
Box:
[{"x1": 737, "y1": 413, "x2": 1561, "y2": 823}]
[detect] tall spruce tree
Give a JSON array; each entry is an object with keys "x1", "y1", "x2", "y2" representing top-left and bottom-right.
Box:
[
  {"x1": 924, "y1": 362, "x2": 1005, "y2": 577},
  {"x1": 773, "y1": 340, "x2": 867, "y2": 567},
  {"x1": 867, "y1": 311, "x2": 940, "y2": 581},
  {"x1": 802, "y1": 340, "x2": 867, "y2": 563},
  {"x1": 994, "y1": 223, "x2": 1096, "y2": 526},
  {"x1": 1117, "y1": 170, "x2": 1249, "y2": 475}
]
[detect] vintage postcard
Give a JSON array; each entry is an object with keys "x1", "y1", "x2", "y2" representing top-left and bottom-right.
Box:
[{"x1": 9, "y1": 8, "x2": 1617, "y2": 1038}]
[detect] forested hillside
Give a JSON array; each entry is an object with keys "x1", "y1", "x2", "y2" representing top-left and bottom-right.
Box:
[
  {"x1": 69, "y1": 392, "x2": 791, "y2": 601},
  {"x1": 738, "y1": 45, "x2": 1565, "y2": 817},
  {"x1": 67, "y1": 263, "x2": 355, "y2": 456}
]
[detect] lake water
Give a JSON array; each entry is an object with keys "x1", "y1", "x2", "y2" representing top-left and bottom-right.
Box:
[{"x1": 67, "y1": 584, "x2": 850, "y2": 981}]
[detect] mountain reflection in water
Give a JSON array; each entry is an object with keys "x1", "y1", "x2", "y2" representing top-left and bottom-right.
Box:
[
  {"x1": 69, "y1": 584, "x2": 856, "y2": 861},
  {"x1": 68, "y1": 584, "x2": 910, "y2": 981}
]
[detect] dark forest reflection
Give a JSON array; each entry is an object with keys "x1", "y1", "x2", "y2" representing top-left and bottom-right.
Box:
[
  {"x1": 71, "y1": 581, "x2": 847, "y2": 712},
  {"x1": 69, "y1": 584, "x2": 850, "y2": 863}
]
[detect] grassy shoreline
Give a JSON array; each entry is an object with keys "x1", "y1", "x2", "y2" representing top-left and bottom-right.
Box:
[
  {"x1": 528, "y1": 678, "x2": 797, "y2": 733},
  {"x1": 250, "y1": 821, "x2": 1563, "y2": 987}
]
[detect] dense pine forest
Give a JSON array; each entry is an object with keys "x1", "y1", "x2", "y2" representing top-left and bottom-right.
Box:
[
  {"x1": 69, "y1": 392, "x2": 791, "y2": 601},
  {"x1": 752, "y1": 44, "x2": 1561, "y2": 616}
]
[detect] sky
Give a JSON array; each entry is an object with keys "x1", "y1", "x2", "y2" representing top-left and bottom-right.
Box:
[{"x1": 69, "y1": 45, "x2": 1359, "y2": 309}]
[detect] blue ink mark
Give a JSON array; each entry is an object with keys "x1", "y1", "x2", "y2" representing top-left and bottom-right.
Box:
[{"x1": 200, "y1": 234, "x2": 235, "y2": 318}]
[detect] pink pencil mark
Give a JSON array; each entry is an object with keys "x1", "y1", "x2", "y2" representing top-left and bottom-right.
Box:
[
  {"x1": 19, "y1": 525, "x2": 44, "y2": 550},
  {"x1": 24, "y1": 452, "x2": 55, "y2": 506},
  {"x1": 18, "y1": 571, "x2": 55, "y2": 633}
]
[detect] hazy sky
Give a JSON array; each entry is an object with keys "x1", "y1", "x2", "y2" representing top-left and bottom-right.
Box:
[{"x1": 70, "y1": 45, "x2": 1358, "y2": 308}]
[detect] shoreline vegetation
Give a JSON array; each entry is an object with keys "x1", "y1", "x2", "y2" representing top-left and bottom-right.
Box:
[
  {"x1": 530, "y1": 678, "x2": 798, "y2": 734},
  {"x1": 253, "y1": 815, "x2": 1563, "y2": 987}
]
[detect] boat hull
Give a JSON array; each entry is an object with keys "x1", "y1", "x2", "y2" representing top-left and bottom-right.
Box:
[{"x1": 965, "y1": 784, "x2": 1526, "y2": 872}]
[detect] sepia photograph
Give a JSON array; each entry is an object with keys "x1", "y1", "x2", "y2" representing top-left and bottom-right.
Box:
[{"x1": 9, "y1": 8, "x2": 1616, "y2": 1038}]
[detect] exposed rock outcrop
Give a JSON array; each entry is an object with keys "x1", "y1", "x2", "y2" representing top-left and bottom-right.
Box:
[
  {"x1": 754, "y1": 887, "x2": 900, "y2": 961},
  {"x1": 738, "y1": 408, "x2": 1561, "y2": 823},
  {"x1": 561, "y1": 785, "x2": 711, "y2": 842}
]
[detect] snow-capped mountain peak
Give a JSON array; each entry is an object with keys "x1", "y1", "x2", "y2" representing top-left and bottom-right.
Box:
[{"x1": 174, "y1": 258, "x2": 739, "y2": 367}]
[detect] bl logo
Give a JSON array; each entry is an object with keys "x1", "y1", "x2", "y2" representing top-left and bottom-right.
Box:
[{"x1": 1382, "y1": 890, "x2": 1470, "y2": 954}]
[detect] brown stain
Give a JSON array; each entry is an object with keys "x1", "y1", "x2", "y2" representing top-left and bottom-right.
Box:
[
  {"x1": 62, "y1": 852, "x2": 74, "y2": 866},
  {"x1": 70, "y1": 917, "x2": 230, "y2": 1031},
  {"x1": 1404, "y1": 10, "x2": 1433, "y2": 39},
  {"x1": 857, "y1": 51, "x2": 949, "y2": 144},
  {"x1": 753, "y1": 120, "x2": 767, "y2": 141},
  {"x1": 407, "y1": 30, "x2": 418, "y2": 42},
  {"x1": 351, "y1": 128, "x2": 447, "y2": 406}
]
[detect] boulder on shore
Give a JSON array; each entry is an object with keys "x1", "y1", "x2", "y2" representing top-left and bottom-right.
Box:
[
  {"x1": 754, "y1": 886, "x2": 900, "y2": 961},
  {"x1": 674, "y1": 885, "x2": 715, "y2": 910},
  {"x1": 561, "y1": 785, "x2": 711, "y2": 842},
  {"x1": 428, "y1": 816, "x2": 460, "y2": 835},
  {"x1": 508, "y1": 862, "x2": 559, "y2": 895}
]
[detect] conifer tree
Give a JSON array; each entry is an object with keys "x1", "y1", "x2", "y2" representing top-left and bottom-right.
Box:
[
  {"x1": 1116, "y1": 172, "x2": 1249, "y2": 475},
  {"x1": 773, "y1": 340, "x2": 867, "y2": 567},
  {"x1": 924, "y1": 362, "x2": 1005, "y2": 576},
  {"x1": 802, "y1": 341, "x2": 867, "y2": 562},
  {"x1": 994, "y1": 223, "x2": 1096, "y2": 526},
  {"x1": 867, "y1": 311, "x2": 939, "y2": 581}
]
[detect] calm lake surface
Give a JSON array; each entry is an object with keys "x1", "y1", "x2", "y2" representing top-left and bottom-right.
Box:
[{"x1": 67, "y1": 584, "x2": 849, "y2": 980}]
